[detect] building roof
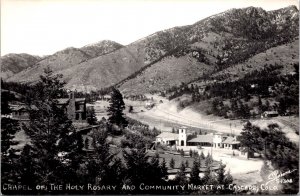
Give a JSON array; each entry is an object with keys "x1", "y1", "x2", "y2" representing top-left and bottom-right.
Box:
[
  {"x1": 222, "y1": 136, "x2": 240, "y2": 145},
  {"x1": 263, "y1": 111, "x2": 278, "y2": 115},
  {"x1": 156, "y1": 132, "x2": 178, "y2": 141},
  {"x1": 56, "y1": 98, "x2": 86, "y2": 105},
  {"x1": 188, "y1": 135, "x2": 213, "y2": 143},
  {"x1": 75, "y1": 98, "x2": 86, "y2": 102},
  {"x1": 10, "y1": 104, "x2": 38, "y2": 111}
]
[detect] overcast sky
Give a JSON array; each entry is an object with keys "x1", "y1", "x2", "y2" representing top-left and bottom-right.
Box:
[{"x1": 1, "y1": 0, "x2": 298, "y2": 56}]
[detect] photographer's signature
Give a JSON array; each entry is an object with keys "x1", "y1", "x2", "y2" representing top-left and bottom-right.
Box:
[{"x1": 265, "y1": 169, "x2": 297, "y2": 185}]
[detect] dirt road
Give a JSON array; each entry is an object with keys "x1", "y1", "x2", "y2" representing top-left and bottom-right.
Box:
[{"x1": 125, "y1": 95, "x2": 242, "y2": 134}]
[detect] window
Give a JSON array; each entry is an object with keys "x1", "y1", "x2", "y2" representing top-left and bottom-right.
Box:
[
  {"x1": 75, "y1": 104, "x2": 80, "y2": 111},
  {"x1": 82, "y1": 112, "x2": 86, "y2": 120},
  {"x1": 75, "y1": 113, "x2": 79, "y2": 120}
]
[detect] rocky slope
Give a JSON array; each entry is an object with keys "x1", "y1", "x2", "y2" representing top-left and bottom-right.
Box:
[
  {"x1": 118, "y1": 6, "x2": 299, "y2": 94},
  {"x1": 1, "y1": 53, "x2": 41, "y2": 79},
  {"x1": 6, "y1": 40, "x2": 123, "y2": 84},
  {"x1": 5, "y1": 6, "x2": 299, "y2": 93}
]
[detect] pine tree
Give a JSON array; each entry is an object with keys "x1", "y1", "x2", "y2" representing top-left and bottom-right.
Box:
[
  {"x1": 1, "y1": 117, "x2": 20, "y2": 194},
  {"x1": 123, "y1": 148, "x2": 153, "y2": 193},
  {"x1": 19, "y1": 67, "x2": 84, "y2": 191},
  {"x1": 175, "y1": 161, "x2": 187, "y2": 185},
  {"x1": 149, "y1": 152, "x2": 164, "y2": 183},
  {"x1": 1, "y1": 91, "x2": 12, "y2": 115},
  {"x1": 217, "y1": 163, "x2": 226, "y2": 184},
  {"x1": 180, "y1": 149, "x2": 184, "y2": 156},
  {"x1": 185, "y1": 160, "x2": 189, "y2": 168},
  {"x1": 222, "y1": 170, "x2": 234, "y2": 194},
  {"x1": 190, "y1": 158, "x2": 200, "y2": 184},
  {"x1": 200, "y1": 151, "x2": 206, "y2": 160},
  {"x1": 239, "y1": 121, "x2": 260, "y2": 159},
  {"x1": 205, "y1": 153, "x2": 213, "y2": 165},
  {"x1": 107, "y1": 87, "x2": 128, "y2": 127},
  {"x1": 128, "y1": 105, "x2": 133, "y2": 113},
  {"x1": 160, "y1": 158, "x2": 168, "y2": 180},
  {"x1": 87, "y1": 107, "x2": 98, "y2": 125},
  {"x1": 172, "y1": 127, "x2": 175, "y2": 133},
  {"x1": 86, "y1": 129, "x2": 114, "y2": 184},
  {"x1": 169, "y1": 157, "x2": 175, "y2": 169}
]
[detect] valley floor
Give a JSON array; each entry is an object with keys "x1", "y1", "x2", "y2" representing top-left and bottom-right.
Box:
[
  {"x1": 124, "y1": 95, "x2": 299, "y2": 143},
  {"x1": 122, "y1": 95, "x2": 298, "y2": 187}
]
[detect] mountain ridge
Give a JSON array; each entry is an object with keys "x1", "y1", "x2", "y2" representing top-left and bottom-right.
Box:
[{"x1": 4, "y1": 5, "x2": 299, "y2": 93}]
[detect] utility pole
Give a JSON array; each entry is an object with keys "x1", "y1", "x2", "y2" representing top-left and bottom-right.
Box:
[{"x1": 211, "y1": 142, "x2": 213, "y2": 158}]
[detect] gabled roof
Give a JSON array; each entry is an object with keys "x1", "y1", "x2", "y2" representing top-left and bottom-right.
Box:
[
  {"x1": 156, "y1": 132, "x2": 178, "y2": 141},
  {"x1": 188, "y1": 135, "x2": 213, "y2": 143},
  {"x1": 222, "y1": 136, "x2": 240, "y2": 145},
  {"x1": 75, "y1": 98, "x2": 86, "y2": 102},
  {"x1": 56, "y1": 98, "x2": 86, "y2": 105}
]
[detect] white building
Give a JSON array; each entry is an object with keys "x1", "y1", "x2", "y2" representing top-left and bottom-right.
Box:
[
  {"x1": 155, "y1": 127, "x2": 187, "y2": 146},
  {"x1": 156, "y1": 128, "x2": 240, "y2": 149}
]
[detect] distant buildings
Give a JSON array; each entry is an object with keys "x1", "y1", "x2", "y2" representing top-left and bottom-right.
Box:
[
  {"x1": 9, "y1": 92, "x2": 87, "y2": 124},
  {"x1": 57, "y1": 92, "x2": 87, "y2": 123},
  {"x1": 261, "y1": 111, "x2": 279, "y2": 118},
  {"x1": 10, "y1": 103, "x2": 33, "y2": 121},
  {"x1": 155, "y1": 127, "x2": 240, "y2": 150},
  {"x1": 156, "y1": 127, "x2": 187, "y2": 146}
]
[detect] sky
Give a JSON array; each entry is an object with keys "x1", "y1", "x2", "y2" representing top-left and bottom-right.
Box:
[{"x1": 1, "y1": 0, "x2": 299, "y2": 56}]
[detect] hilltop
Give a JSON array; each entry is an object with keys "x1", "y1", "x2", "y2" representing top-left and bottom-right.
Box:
[
  {"x1": 1, "y1": 53, "x2": 41, "y2": 80},
  {"x1": 4, "y1": 5, "x2": 299, "y2": 93}
]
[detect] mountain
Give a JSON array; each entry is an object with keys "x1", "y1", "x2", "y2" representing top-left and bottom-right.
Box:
[
  {"x1": 118, "y1": 6, "x2": 299, "y2": 94},
  {"x1": 6, "y1": 40, "x2": 123, "y2": 84},
  {"x1": 80, "y1": 40, "x2": 123, "y2": 57},
  {"x1": 5, "y1": 6, "x2": 299, "y2": 93},
  {"x1": 1, "y1": 53, "x2": 41, "y2": 80}
]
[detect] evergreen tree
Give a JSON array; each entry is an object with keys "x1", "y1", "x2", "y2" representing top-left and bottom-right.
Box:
[
  {"x1": 190, "y1": 158, "x2": 200, "y2": 184},
  {"x1": 128, "y1": 105, "x2": 133, "y2": 113},
  {"x1": 107, "y1": 87, "x2": 128, "y2": 127},
  {"x1": 160, "y1": 158, "x2": 168, "y2": 180},
  {"x1": 175, "y1": 161, "x2": 187, "y2": 185},
  {"x1": 19, "y1": 67, "x2": 84, "y2": 192},
  {"x1": 84, "y1": 137, "x2": 90, "y2": 149},
  {"x1": 239, "y1": 121, "x2": 261, "y2": 159},
  {"x1": 1, "y1": 91, "x2": 12, "y2": 115},
  {"x1": 185, "y1": 160, "x2": 189, "y2": 168},
  {"x1": 149, "y1": 152, "x2": 164, "y2": 183},
  {"x1": 85, "y1": 129, "x2": 123, "y2": 193},
  {"x1": 169, "y1": 157, "x2": 175, "y2": 169},
  {"x1": 86, "y1": 107, "x2": 98, "y2": 125},
  {"x1": 200, "y1": 151, "x2": 206, "y2": 160},
  {"x1": 217, "y1": 163, "x2": 226, "y2": 184},
  {"x1": 205, "y1": 153, "x2": 213, "y2": 165},
  {"x1": 180, "y1": 149, "x2": 184, "y2": 156},
  {"x1": 172, "y1": 127, "x2": 176, "y2": 133},
  {"x1": 123, "y1": 148, "x2": 157, "y2": 193},
  {"x1": 1, "y1": 117, "x2": 20, "y2": 194},
  {"x1": 189, "y1": 149, "x2": 193, "y2": 157}
]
